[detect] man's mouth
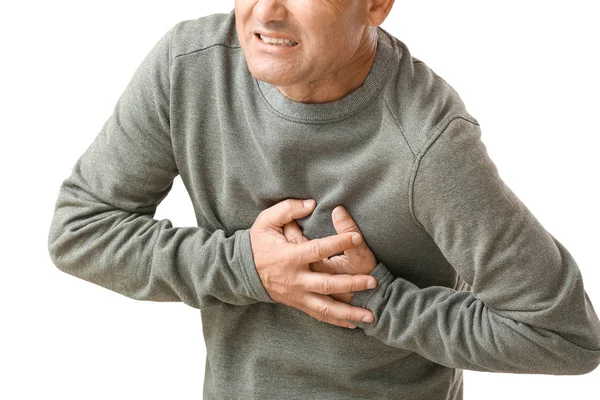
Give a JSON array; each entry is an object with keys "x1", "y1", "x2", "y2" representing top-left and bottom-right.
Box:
[{"x1": 256, "y1": 33, "x2": 298, "y2": 46}]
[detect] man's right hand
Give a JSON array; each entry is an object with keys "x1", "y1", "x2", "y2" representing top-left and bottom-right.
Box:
[{"x1": 250, "y1": 198, "x2": 376, "y2": 329}]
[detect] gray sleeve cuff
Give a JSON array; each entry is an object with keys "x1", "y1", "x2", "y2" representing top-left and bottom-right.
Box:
[
  {"x1": 349, "y1": 261, "x2": 396, "y2": 325},
  {"x1": 237, "y1": 228, "x2": 276, "y2": 303}
]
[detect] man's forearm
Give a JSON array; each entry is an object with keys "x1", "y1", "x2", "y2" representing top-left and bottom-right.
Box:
[
  {"x1": 47, "y1": 23, "x2": 274, "y2": 309},
  {"x1": 350, "y1": 257, "x2": 600, "y2": 375},
  {"x1": 48, "y1": 175, "x2": 274, "y2": 308},
  {"x1": 349, "y1": 116, "x2": 600, "y2": 375}
]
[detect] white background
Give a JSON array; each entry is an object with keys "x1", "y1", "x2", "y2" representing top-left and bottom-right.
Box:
[{"x1": 1, "y1": 1, "x2": 598, "y2": 399}]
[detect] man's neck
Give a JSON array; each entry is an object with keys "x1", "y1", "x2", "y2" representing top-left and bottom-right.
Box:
[{"x1": 275, "y1": 31, "x2": 379, "y2": 104}]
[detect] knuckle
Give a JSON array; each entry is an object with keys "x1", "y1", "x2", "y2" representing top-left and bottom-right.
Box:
[
  {"x1": 318, "y1": 279, "x2": 331, "y2": 294},
  {"x1": 288, "y1": 234, "x2": 299, "y2": 244},
  {"x1": 347, "y1": 279, "x2": 357, "y2": 292},
  {"x1": 340, "y1": 223, "x2": 358, "y2": 234},
  {"x1": 317, "y1": 304, "x2": 331, "y2": 321},
  {"x1": 284, "y1": 198, "x2": 296, "y2": 212},
  {"x1": 348, "y1": 221, "x2": 359, "y2": 231},
  {"x1": 309, "y1": 241, "x2": 324, "y2": 259}
]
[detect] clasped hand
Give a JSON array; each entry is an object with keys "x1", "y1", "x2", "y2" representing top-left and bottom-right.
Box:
[{"x1": 250, "y1": 198, "x2": 378, "y2": 329}]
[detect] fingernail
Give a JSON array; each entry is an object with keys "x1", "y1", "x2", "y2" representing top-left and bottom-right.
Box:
[
  {"x1": 351, "y1": 233, "x2": 362, "y2": 246},
  {"x1": 348, "y1": 324, "x2": 358, "y2": 329},
  {"x1": 362, "y1": 315, "x2": 374, "y2": 323},
  {"x1": 333, "y1": 206, "x2": 347, "y2": 220},
  {"x1": 367, "y1": 279, "x2": 376, "y2": 289},
  {"x1": 303, "y1": 199, "x2": 315, "y2": 208}
]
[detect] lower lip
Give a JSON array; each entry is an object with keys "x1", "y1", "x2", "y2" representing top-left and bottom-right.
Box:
[{"x1": 253, "y1": 34, "x2": 299, "y2": 54}]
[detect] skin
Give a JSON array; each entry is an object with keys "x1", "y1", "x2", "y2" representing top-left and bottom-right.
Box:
[
  {"x1": 242, "y1": 0, "x2": 395, "y2": 328},
  {"x1": 250, "y1": 199, "x2": 378, "y2": 329},
  {"x1": 235, "y1": 0, "x2": 396, "y2": 103},
  {"x1": 283, "y1": 205, "x2": 378, "y2": 323}
]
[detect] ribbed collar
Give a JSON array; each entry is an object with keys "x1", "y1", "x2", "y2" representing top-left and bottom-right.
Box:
[{"x1": 253, "y1": 27, "x2": 395, "y2": 124}]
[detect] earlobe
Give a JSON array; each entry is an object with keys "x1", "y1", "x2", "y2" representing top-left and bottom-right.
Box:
[{"x1": 366, "y1": 0, "x2": 395, "y2": 26}]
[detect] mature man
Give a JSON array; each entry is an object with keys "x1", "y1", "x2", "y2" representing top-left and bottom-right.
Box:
[{"x1": 48, "y1": 0, "x2": 600, "y2": 399}]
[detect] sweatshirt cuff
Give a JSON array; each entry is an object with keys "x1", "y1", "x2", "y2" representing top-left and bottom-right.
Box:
[
  {"x1": 349, "y1": 261, "x2": 395, "y2": 325},
  {"x1": 236, "y1": 228, "x2": 276, "y2": 303}
]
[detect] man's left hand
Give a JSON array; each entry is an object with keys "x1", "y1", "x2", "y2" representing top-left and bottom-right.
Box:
[{"x1": 282, "y1": 205, "x2": 377, "y2": 305}]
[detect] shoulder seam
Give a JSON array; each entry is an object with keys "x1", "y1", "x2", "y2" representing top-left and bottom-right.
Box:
[
  {"x1": 168, "y1": 24, "x2": 174, "y2": 91},
  {"x1": 408, "y1": 115, "x2": 479, "y2": 229},
  {"x1": 383, "y1": 98, "x2": 416, "y2": 157},
  {"x1": 172, "y1": 43, "x2": 241, "y2": 62}
]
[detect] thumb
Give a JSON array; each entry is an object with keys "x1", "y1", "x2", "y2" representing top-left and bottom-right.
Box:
[
  {"x1": 260, "y1": 198, "x2": 316, "y2": 229},
  {"x1": 331, "y1": 205, "x2": 377, "y2": 273}
]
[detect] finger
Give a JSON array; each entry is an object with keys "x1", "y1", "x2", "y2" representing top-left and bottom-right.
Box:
[
  {"x1": 292, "y1": 231, "x2": 361, "y2": 265},
  {"x1": 296, "y1": 270, "x2": 376, "y2": 294},
  {"x1": 332, "y1": 205, "x2": 376, "y2": 272},
  {"x1": 283, "y1": 221, "x2": 330, "y2": 273},
  {"x1": 301, "y1": 306, "x2": 358, "y2": 329},
  {"x1": 259, "y1": 198, "x2": 317, "y2": 230},
  {"x1": 303, "y1": 292, "x2": 374, "y2": 324},
  {"x1": 320, "y1": 254, "x2": 349, "y2": 274},
  {"x1": 282, "y1": 221, "x2": 304, "y2": 244}
]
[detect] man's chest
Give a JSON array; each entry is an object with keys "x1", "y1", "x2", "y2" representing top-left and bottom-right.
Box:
[{"x1": 170, "y1": 96, "x2": 459, "y2": 290}]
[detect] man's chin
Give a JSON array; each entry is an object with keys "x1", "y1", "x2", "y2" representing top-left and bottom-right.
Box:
[{"x1": 248, "y1": 65, "x2": 297, "y2": 87}]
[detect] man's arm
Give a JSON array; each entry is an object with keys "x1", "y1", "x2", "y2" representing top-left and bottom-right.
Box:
[
  {"x1": 47, "y1": 24, "x2": 377, "y2": 321},
  {"x1": 349, "y1": 116, "x2": 600, "y2": 374},
  {"x1": 47, "y1": 25, "x2": 276, "y2": 309}
]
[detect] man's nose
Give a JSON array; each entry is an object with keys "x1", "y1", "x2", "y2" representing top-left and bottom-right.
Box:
[{"x1": 253, "y1": 0, "x2": 288, "y2": 24}]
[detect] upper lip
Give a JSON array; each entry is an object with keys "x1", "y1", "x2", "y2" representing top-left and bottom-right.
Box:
[{"x1": 254, "y1": 30, "x2": 299, "y2": 43}]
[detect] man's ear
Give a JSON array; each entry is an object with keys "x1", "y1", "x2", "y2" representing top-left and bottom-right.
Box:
[{"x1": 366, "y1": 0, "x2": 395, "y2": 26}]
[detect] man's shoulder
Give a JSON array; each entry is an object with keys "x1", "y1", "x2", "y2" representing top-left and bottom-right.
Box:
[
  {"x1": 169, "y1": 10, "x2": 239, "y2": 60},
  {"x1": 381, "y1": 34, "x2": 478, "y2": 155}
]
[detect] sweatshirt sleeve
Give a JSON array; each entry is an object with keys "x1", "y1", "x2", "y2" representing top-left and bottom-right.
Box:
[
  {"x1": 47, "y1": 24, "x2": 274, "y2": 309},
  {"x1": 349, "y1": 116, "x2": 600, "y2": 375}
]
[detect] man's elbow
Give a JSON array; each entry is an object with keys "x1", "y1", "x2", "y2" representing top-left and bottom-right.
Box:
[
  {"x1": 568, "y1": 350, "x2": 600, "y2": 375},
  {"x1": 558, "y1": 332, "x2": 600, "y2": 375},
  {"x1": 47, "y1": 216, "x2": 79, "y2": 276},
  {"x1": 574, "y1": 339, "x2": 600, "y2": 375},
  {"x1": 48, "y1": 224, "x2": 68, "y2": 273}
]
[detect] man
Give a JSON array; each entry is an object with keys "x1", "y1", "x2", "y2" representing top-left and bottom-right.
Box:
[{"x1": 48, "y1": 0, "x2": 600, "y2": 399}]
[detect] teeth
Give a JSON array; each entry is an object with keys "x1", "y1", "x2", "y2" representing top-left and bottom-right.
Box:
[{"x1": 259, "y1": 34, "x2": 297, "y2": 46}]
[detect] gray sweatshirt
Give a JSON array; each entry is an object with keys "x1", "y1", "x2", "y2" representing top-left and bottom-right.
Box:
[{"x1": 48, "y1": 10, "x2": 600, "y2": 400}]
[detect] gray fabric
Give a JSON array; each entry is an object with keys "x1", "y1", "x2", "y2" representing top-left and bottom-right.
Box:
[{"x1": 48, "y1": 10, "x2": 600, "y2": 399}]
